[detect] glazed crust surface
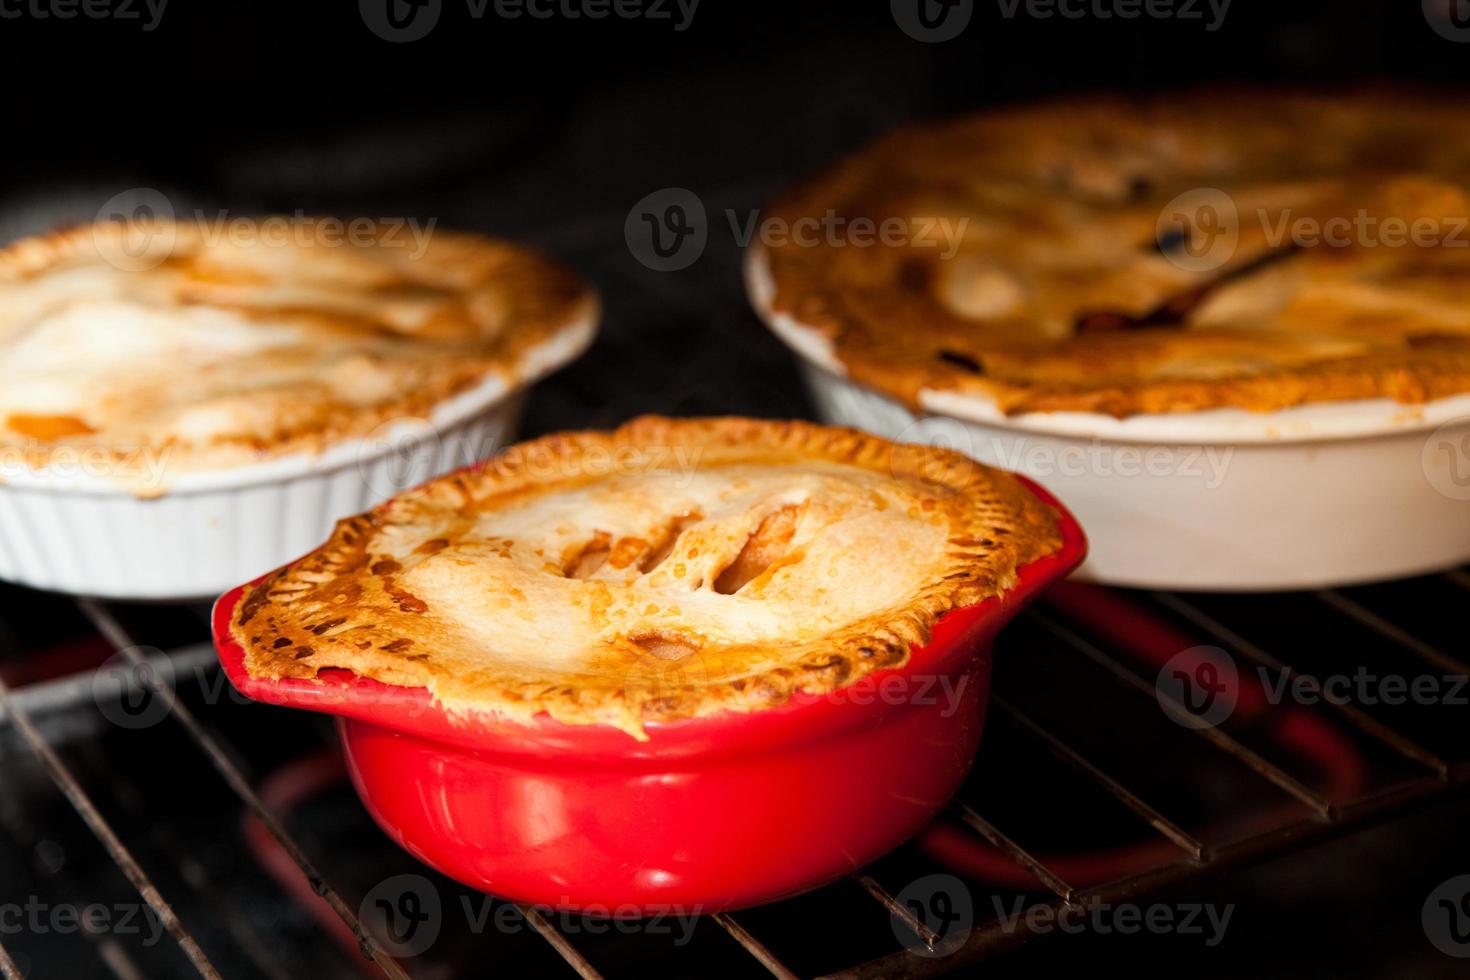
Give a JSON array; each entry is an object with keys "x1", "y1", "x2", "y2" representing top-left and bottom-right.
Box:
[
  {"x1": 761, "y1": 90, "x2": 1470, "y2": 416},
  {"x1": 231, "y1": 416, "x2": 1061, "y2": 737},
  {"x1": 0, "y1": 219, "x2": 596, "y2": 489}
]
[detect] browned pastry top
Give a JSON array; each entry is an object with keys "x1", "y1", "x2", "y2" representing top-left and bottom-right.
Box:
[
  {"x1": 232, "y1": 416, "x2": 1060, "y2": 738},
  {"x1": 0, "y1": 218, "x2": 596, "y2": 489},
  {"x1": 760, "y1": 90, "x2": 1470, "y2": 417}
]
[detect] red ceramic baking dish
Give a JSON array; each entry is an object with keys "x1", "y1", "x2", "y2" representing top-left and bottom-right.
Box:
[{"x1": 212, "y1": 475, "x2": 1084, "y2": 915}]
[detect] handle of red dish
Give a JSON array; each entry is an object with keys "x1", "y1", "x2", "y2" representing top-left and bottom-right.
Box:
[
  {"x1": 1008, "y1": 474, "x2": 1089, "y2": 600},
  {"x1": 212, "y1": 586, "x2": 440, "y2": 720}
]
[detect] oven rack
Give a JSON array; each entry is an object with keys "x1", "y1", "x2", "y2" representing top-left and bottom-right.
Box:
[{"x1": 0, "y1": 572, "x2": 1465, "y2": 979}]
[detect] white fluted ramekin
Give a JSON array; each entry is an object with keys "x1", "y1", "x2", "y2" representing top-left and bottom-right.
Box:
[
  {"x1": 0, "y1": 314, "x2": 596, "y2": 600},
  {"x1": 747, "y1": 248, "x2": 1470, "y2": 591}
]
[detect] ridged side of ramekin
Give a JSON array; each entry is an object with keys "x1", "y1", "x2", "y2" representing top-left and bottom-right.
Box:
[
  {"x1": 0, "y1": 394, "x2": 525, "y2": 601},
  {"x1": 0, "y1": 310, "x2": 595, "y2": 601},
  {"x1": 746, "y1": 247, "x2": 1470, "y2": 590}
]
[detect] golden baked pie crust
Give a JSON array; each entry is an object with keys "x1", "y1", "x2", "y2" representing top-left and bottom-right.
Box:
[
  {"x1": 0, "y1": 219, "x2": 596, "y2": 482},
  {"x1": 761, "y1": 90, "x2": 1470, "y2": 417},
  {"x1": 231, "y1": 416, "x2": 1061, "y2": 737}
]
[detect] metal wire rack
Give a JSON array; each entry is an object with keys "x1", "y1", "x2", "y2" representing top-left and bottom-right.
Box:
[{"x1": 0, "y1": 568, "x2": 1464, "y2": 979}]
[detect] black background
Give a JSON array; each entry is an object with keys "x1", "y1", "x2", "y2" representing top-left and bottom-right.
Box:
[{"x1": 2, "y1": 1, "x2": 1465, "y2": 214}]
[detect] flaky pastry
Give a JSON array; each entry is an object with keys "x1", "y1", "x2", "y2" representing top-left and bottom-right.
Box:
[
  {"x1": 0, "y1": 218, "x2": 595, "y2": 490},
  {"x1": 760, "y1": 89, "x2": 1470, "y2": 417},
  {"x1": 231, "y1": 416, "x2": 1060, "y2": 737}
]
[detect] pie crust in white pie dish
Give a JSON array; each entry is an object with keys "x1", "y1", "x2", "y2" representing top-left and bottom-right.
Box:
[
  {"x1": 748, "y1": 245, "x2": 1470, "y2": 590},
  {"x1": 0, "y1": 220, "x2": 598, "y2": 599}
]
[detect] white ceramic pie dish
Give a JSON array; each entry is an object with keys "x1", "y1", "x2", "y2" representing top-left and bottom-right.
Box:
[
  {"x1": 747, "y1": 247, "x2": 1470, "y2": 591},
  {"x1": 0, "y1": 314, "x2": 596, "y2": 601}
]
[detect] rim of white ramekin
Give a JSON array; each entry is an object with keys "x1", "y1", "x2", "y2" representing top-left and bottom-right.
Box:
[
  {"x1": 0, "y1": 305, "x2": 599, "y2": 497},
  {"x1": 744, "y1": 246, "x2": 1470, "y2": 446}
]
